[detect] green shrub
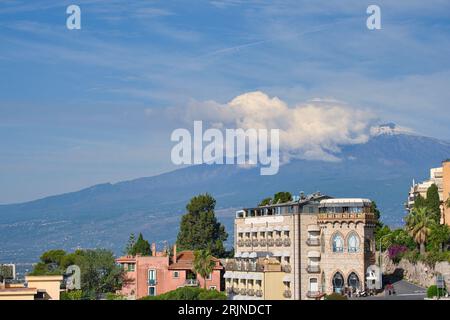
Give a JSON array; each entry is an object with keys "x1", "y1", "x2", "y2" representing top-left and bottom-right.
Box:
[
  {"x1": 140, "y1": 287, "x2": 226, "y2": 300},
  {"x1": 324, "y1": 293, "x2": 347, "y2": 300},
  {"x1": 427, "y1": 285, "x2": 447, "y2": 298},
  {"x1": 105, "y1": 292, "x2": 126, "y2": 300},
  {"x1": 419, "y1": 251, "x2": 450, "y2": 268},
  {"x1": 61, "y1": 290, "x2": 83, "y2": 300},
  {"x1": 403, "y1": 249, "x2": 420, "y2": 264}
]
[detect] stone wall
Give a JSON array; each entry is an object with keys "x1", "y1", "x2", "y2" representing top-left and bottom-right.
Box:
[{"x1": 382, "y1": 252, "x2": 450, "y2": 288}]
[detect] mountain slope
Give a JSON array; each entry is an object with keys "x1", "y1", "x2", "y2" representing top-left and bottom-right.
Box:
[{"x1": 1, "y1": 131, "x2": 449, "y2": 263}]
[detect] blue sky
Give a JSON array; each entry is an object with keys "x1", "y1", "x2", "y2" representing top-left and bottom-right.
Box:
[{"x1": 1, "y1": 0, "x2": 450, "y2": 203}]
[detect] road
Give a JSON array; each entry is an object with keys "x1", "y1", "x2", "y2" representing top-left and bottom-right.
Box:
[{"x1": 352, "y1": 280, "x2": 426, "y2": 300}]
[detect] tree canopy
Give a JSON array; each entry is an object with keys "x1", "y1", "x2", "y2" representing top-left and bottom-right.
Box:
[
  {"x1": 258, "y1": 191, "x2": 292, "y2": 206},
  {"x1": 128, "y1": 233, "x2": 151, "y2": 256},
  {"x1": 176, "y1": 193, "x2": 228, "y2": 257}
]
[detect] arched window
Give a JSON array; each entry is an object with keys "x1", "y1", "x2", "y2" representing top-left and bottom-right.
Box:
[
  {"x1": 332, "y1": 272, "x2": 344, "y2": 293},
  {"x1": 332, "y1": 233, "x2": 344, "y2": 252},
  {"x1": 347, "y1": 233, "x2": 360, "y2": 252},
  {"x1": 347, "y1": 272, "x2": 360, "y2": 290}
]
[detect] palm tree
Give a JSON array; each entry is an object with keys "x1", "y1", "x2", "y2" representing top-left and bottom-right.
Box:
[
  {"x1": 193, "y1": 250, "x2": 215, "y2": 290},
  {"x1": 405, "y1": 207, "x2": 436, "y2": 254}
]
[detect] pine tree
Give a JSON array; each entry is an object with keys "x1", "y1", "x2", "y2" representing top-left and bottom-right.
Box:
[
  {"x1": 124, "y1": 233, "x2": 136, "y2": 255},
  {"x1": 176, "y1": 193, "x2": 228, "y2": 257}
]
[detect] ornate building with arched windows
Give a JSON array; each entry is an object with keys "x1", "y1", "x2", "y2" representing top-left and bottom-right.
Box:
[{"x1": 225, "y1": 194, "x2": 377, "y2": 300}]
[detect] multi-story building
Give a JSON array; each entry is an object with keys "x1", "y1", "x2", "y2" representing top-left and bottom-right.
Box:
[
  {"x1": 116, "y1": 244, "x2": 223, "y2": 299},
  {"x1": 224, "y1": 192, "x2": 377, "y2": 300},
  {"x1": 407, "y1": 159, "x2": 450, "y2": 226},
  {"x1": 406, "y1": 167, "x2": 443, "y2": 212}
]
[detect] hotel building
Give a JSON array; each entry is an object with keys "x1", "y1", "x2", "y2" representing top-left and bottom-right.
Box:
[
  {"x1": 407, "y1": 159, "x2": 450, "y2": 226},
  {"x1": 224, "y1": 192, "x2": 377, "y2": 300}
]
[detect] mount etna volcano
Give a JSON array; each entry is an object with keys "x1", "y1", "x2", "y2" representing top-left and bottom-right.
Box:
[{"x1": 1, "y1": 125, "x2": 449, "y2": 263}]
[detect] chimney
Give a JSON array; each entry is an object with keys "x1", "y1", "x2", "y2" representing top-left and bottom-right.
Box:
[
  {"x1": 173, "y1": 244, "x2": 177, "y2": 264},
  {"x1": 151, "y1": 243, "x2": 156, "y2": 257}
]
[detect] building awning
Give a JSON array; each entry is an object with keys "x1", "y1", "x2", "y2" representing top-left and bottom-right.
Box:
[
  {"x1": 307, "y1": 225, "x2": 320, "y2": 232},
  {"x1": 249, "y1": 252, "x2": 258, "y2": 259},
  {"x1": 283, "y1": 275, "x2": 291, "y2": 282},
  {"x1": 253, "y1": 273, "x2": 263, "y2": 281},
  {"x1": 241, "y1": 252, "x2": 250, "y2": 258},
  {"x1": 234, "y1": 252, "x2": 241, "y2": 258},
  {"x1": 307, "y1": 251, "x2": 321, "y2": 258}
]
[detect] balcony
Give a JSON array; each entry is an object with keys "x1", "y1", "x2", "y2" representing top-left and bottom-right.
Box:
[
  {"x1": 233, "y1": 288, "x2": 240, "y2": 294},
  {"x1": 185, "y1": 279, "x2": 199, "y2": 286},
  {"x1": 306, "y1": 238, "x2": 320, "y2": 246},
  {"x1": 247, "y1": 289, "x2": 255, "y2": 296},
  {"x1": 245, "y1": 239, "x2": 252, "y2": 247},
  {"x1": 239, "y1": 288, "x2": 247, "y2": 295},
  {"x1": 237, "y1": 239, "x2": 244, "y2": 247},
  {"x1": 275, "y1": 238, "x2": 283, "y2": 247},
  {"x1": 306, "y1": 291, "x2": 323, "y2": 298},
  {"x1": 148, "y1": 279, "x2": 157, "y2": 285},
  {"x1": 255, "y1": 290, "x2": 263, "y2": 297},
  {"x1": 283, "y1": 290, "x2": 292, "y2": 298},
  {"x1": 283, "y1": 238, "x2": 291, "y2": 246},
  {"x1": 259, "y1": 239, "x2": 267, "y2": 246},
  {"x1": 252, "y1": 239, "x2": 259, "y2": 247},
  {"x1": 281, "y1": 265, "x2": 291, "y2": 273},
  {"x1": 226, "y1": 287, "x2": 233, "y2": 294},
  {"x1": 306, "y1": 265, "x2": 320, "y2": 273},
  {"x1": 267, "y1": 239, "x2": 274, "y2": 247}
]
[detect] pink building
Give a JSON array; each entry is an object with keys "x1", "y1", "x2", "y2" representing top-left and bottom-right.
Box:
[{"x1": 116, "y1": 245, "x2": 223, "y2": 299}]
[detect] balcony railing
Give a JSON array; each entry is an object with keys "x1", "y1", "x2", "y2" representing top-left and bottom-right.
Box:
[
  {"x1": 283, "y1": 290, "x2": 292, "y2": 298},
  {"x1": 306, "y1": 265, "x2": 320, "y2": 273},
  {"x1": 245, "y1": 239, "x2": 252, "y2": 247},
  {"x1": 259, "y1": 239, "x2": 266, "y2": 246},
  {"x1": 237, "y1": 239, "x2": 244, "y2": 247},
  {"x1": 267, "y1": 239, "x2": 274, "y2": 246},
  {"x1": 306, "y1": 291, "x2": 323, "y2": 298},
  {"x1": 283, "y1": 238, "x2": 291, "y2": 246},
  {"x1": 148, "y1": 279, "x2": 157, "y2": 285},
  {"x1": 252, "y1": 239, "x2": 259, "y2": 247},
  {"x1": 255, "y1": 290, "x2": 263, "y2": 297},
  {"x1": 226, "y1": 287, "x2": 233, "y2": 294},
  {"x1": 247, "y1": 289, "x2": 255, "y2": 296},
  {"x1": 233, "y1": 288, "x2": 240, "y2": 294},
  {"x1": 275, "y1": 238, "x2": 283, "y2": 247},
  {"x1": 306, "y1": 238, "x2": 320, "y2": 246},
  {"x1": 239, "y1": 288, "x2": 247, "y2": 295},
  {"x1": 185, "y1": 279, "x2": 199, "y2": 286}
]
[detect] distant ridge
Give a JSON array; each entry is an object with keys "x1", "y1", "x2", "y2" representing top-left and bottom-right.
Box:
[{"x1": 1, "y1": 130, "x2": 449, "y2": 263}]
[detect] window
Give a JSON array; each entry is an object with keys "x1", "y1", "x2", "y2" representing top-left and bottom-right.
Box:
[
  {"x1": 332, "y1": 233, "x2": 344, "y2": 252},
  {"x1": 347, "y1": 233, "x2": 360, "y2": 252},
  {"x1": 173, "y1": 271, "x2": 179, "y2": 278},
  {"x1": 332, "y1": 272, "x2": 344, "y2": 293},
  {"x1": 209, "y1": 286, "x2": 216, "y2": 290},
  {"x1": 308, "y1": 206, "x2": 314, "y2": 213},
  {"x1": 309, "y1": 278, "x2": 318, "y2": 292},
  {"x1": 148, "y1": 269, "x2": 156, "y2": 285},
  {"x1": 148, "y1": 286, "x2": 156, "y2": 296},
  {"x1": 206, "y1": 273, "x2": 212, "y2": 280},
  {"x1": 348, "y1": 272, "x2": 360, "y2": 290},
  {"x1": 127, "y1": 263, "x2": 135, "y2": 272}
]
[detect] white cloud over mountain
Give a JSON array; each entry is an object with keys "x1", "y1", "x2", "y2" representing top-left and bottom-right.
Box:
[{"x1": 171, "y1": 91, "x2": 377, "y2": 162}]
